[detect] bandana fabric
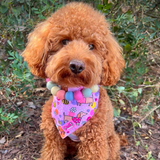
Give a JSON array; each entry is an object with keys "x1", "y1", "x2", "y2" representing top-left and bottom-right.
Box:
[{"x1": 51, "y1": 87, "x2": 99, "y2": 139}]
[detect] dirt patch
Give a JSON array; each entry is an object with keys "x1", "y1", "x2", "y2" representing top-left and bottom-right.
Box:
[
  {"x1": 0, "y1": 107, "x2": 43, "y2": 160},
  {"x1": 117, "y1": 119, "x2": 160, "y2": 160}
]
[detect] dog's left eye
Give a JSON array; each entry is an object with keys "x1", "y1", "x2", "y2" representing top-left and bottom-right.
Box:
[
  {"x1": 62, "y1": 39, "x2": 70, "y2": 45},
  {"x1": 89, "y1": 44, "x2": 94, "y2": 50}
]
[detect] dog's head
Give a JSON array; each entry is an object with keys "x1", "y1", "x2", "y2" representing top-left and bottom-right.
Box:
[{"x1": 23, "y1": 2, "x2": 125, "y2": 87}]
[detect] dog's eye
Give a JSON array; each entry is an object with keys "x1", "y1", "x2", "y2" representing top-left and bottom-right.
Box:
[
  {"x1": 62, "y1": 39, "x2": 69, "y2": 45},
  {"x1": 89, "y1": 44, "x2": 94, "y2": 50}
]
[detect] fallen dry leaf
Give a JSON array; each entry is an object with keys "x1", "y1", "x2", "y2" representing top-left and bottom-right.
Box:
[
  {"x1": 28, "y1": 102, "x2": 36, "y2": 109},
  {"x1": 16, "y1": 102, "x2": 23, "y2": 106},
  {"x1": 119, "y1": 133, "x2": 128, "y2": 146},
  {"x1": 15, "y1": 131, "x2": 24, "y2": 139},
  {"x1": 158, "y1": 152, "x2": 160, "y2": 159},
  {"x1": 0, "y1": 137, "x2": 6, "y2": 144}
]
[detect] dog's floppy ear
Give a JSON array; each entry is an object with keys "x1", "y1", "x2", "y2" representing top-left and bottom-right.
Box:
[
  {"x1": 101, "y1": 32, "x2": 125, "y2": 86},
  {"x1": 22, "y1": 20, "x2": 52, "y2": 78}
]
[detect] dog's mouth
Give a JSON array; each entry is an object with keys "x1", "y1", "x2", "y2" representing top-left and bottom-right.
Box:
[
  {"x1": 54, "y1": 68, "x2": 93, "y2": 88},
  {"x1": 60, "y1": 71, "x2": 71, "y2": 79}
]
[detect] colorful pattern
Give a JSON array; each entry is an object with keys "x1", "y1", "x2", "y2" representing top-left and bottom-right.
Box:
[
  {"x1": 46, "y1": 79, "x2": 99, "y2": 101},
  {"x1": 51, "y1": 87, "x2": 99, "y2": 139}
]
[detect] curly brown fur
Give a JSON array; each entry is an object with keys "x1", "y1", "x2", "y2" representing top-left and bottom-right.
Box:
[{"x1": 23, "y1": 2, "x2": 125, "y2": 160}]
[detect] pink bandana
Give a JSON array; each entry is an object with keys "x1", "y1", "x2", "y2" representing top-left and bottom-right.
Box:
[{"x1": 51, "y1": 87, "x2": 99, "y2": 139}]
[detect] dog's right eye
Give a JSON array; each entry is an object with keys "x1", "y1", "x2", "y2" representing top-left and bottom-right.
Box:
[
  {"x1": 62, "y1": 39, "x2": 69, "y2": 45},
  {"x1": 89, "y1": 44, "x2": 94, "y2": 50}
]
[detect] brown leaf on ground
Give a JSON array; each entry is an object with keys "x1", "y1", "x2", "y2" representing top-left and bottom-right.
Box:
[{"x1": 119, "y1": 133, "x2": 128, "y2": 146}]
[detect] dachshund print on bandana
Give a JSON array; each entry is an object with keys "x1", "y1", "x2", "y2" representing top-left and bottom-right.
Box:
[{"x1": 51, "y1": 87, "x2": 99, "y2": 139}]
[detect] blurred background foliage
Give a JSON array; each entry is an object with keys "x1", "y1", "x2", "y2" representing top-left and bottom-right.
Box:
[{"x1": 0, "y1": 0, "x2": 159, "y2": 151}]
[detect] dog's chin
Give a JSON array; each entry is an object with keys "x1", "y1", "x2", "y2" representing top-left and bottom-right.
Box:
[{"x1": 55, "y1": 70, "x2": 94, "y2": 88}]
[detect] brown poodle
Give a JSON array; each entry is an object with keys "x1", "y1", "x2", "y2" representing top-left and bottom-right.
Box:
[{"x1": 23, "y1": 2, "x2": 125, "y2": 160}]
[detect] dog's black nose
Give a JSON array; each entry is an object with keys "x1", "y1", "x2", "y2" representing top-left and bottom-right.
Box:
[{"x1": 69, "y1": 60, "x2": 85, "y2": 74}]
